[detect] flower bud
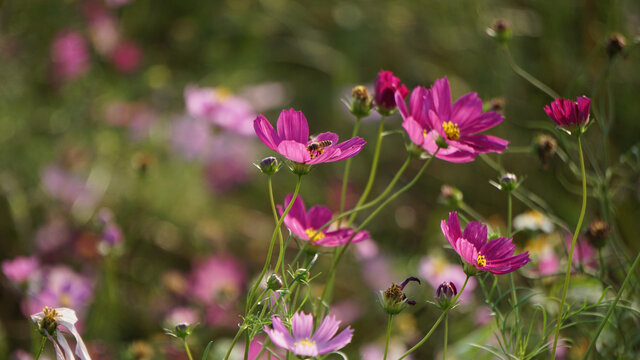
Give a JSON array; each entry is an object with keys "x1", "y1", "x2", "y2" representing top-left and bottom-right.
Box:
[
  {"x1": 435, "y1": 281, "x2": 457, "y2": 310},
  {"x1": 267, "y1": 274, "x2": 283, "y2": 290},
  {"x1": 349, "y1": 85, "x2": 372, "y2": 118},
  {"x1": 374, "y1": 70, "x2": 408, "y2": 116},
  {"x1": 585, "y1": 219, "x2": 610, "y2": 249},
  {"x1": 435, "y1": 135, "x2": 449, "y2": 149},
  {"x1": 606, "y1": 33, "x2": 626, "y2": 58},
  {"x1": 256, "y1": 157, "x2": 280, "y2": 175},
  {"x1": 499, "y1": 173, "x2": 519, "y2": 192},
  {"x1": 164, "y1": 322, "x2": 196, "y2": 339},
  {"x1": 293, "y1": 268, "x2": 309, "y2": 283},
  {"x1": 439, "y1": 185, "x2": 463, "y2": 208},
  {"x1": 487, "y1": 19, "x2": 511, "y2": 44},
  {"x1": 534, "y1": 134, "x2": 557, "y2": 169},
  {"x1": 379, "y1": 277, "x2": 420, "y2": 315}
]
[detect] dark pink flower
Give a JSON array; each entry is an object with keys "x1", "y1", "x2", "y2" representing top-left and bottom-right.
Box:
[
  {"x1": 51, "y1": 30, "x2": 90, "y2": 82},
  {"x1": 2, "y1": 256, "x2": 39, "y2": 284},
  {"x1": 254, "y1": 109, "x2": 366, "y2": 166},
  {"x1": 264, "y1": 311, "x2": 353, "y2": 357},
  {"x1": 441, "y1": 212, "x2": 530, "y2": 274},
  {"x1": 110, "y1": 41, "x2": 142, "y2": 73},
  {"x1": 396, "y1": 77, "x2": 508, "y2": 163},
  {"x1": 277, "y1": 194, "x2": 370, "y2": 247},
  {"x1": 188, "y1": 256, "x2": 245, "y2": 306},
  {"x1": 374, "y1": 70, "x2": 408, "y2": 113},
  {"x1": 544, "y1": 96, "x2": 591, "y2": 128}
]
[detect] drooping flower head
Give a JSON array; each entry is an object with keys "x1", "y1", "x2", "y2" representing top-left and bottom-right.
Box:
[
  {"x1": 277, "y1": 194, "x2": 370, "y2": 247},
  {"x1": 543, "y1": 96, "x2": 591, "y2": 130},
  {"x1": 441, "y1": 212, "x2": 530, "y2": 274},
  {"x1": 379, "y1": 277, "x2": 420, "y2": 315},
  {"x1": 31, "y1": 307, "x2": 91, "y2": 360},
  {"x1": 263, "y1": 311, "x2": 353, "y2": 357},
  {"x1": 375, "y1": 70, "x2": 409, "y2": 114},
  {"x1": 254, "y1": 109, "x2": 366, "y2": 174},
  {"x1": 396, "y1": 77, "x2": 509, "y2": 163}
]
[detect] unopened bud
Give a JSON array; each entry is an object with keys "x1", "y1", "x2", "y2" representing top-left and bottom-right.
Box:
[
  {"x1": 256, "y1": 157, "x2": 280, "y2": 175},
  {"x1": 435, "y1": 281, "x2": 457, "y2": 310},
  {"x1": 439, "y1": 185, "x2": 463, "y2": 208},
  {"x1": 585, "y1": 219, "x2": 610, "y2": 249},
  {"x1": 349, "y1": 85, "x2": 372, "y2": 118},
  {"x1": 534, "y1": 134, "x2": 557, "y2": 169},
  {"x1": 435, "y1": 136, "x2": 449, "y2": 149},
  {"x1": 487, "y1": 19, "x2": 511, "y2": 44},
  {"x1": 266, "y1": 274, "x2": 283, "y2": 290},
  {"x1": 499, "y1": 173, "x2": 518, "y2": 192},
  {"x1": 606, "y1": 33, "x2": 626, "y2": 58}
]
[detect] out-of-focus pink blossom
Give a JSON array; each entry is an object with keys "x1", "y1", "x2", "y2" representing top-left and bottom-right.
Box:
[
  {"x1": 110, "y1": 41, "x2": 142, "y2": 73},
  {"x1": 171, "y1": 117, "x2": 212, "y2": 161},
  {"x1": 328, "y1": 300, "x2": 362, "y2": 325},
  {"x1": 239, "y1": 82, "x2": 288, "y2": 112},
  {"x1": 35, "y1": 217, "x2": 71, "y2": 254},
  {"x1": 165, "y1": 307, "x2": 198, "y2": 327},
  {"x1": 101, "y1": 222, "x2": 123, "y2": 247},
  {"x1": 565, "y1": 233, "x2": 597, "y2": 270},
  {"x1": 2, "y1": 256, "x2": 39, "y2": 284},
  {"x1": 41, "y1": 165, "x2": 97, "y2": 209},
  {"x1": 361, "y1": 340, "x2": 412, "y2": 360},
  {"x1": 419, "y1": 255, "x2": 476, "y2": 303},
  {"x1": 83, "y1": 0, "x2": 119, "y2": 55},
  {"x1": 246, "y1": 335, "x2": 285, "y2": 360},
  {"x1": 23, "y1": 266, "x2": 94, "y2": 318},
  {"x1": 204, "y1": 135, "x2": 257, "y2": 193},
  {"x1": 474, "y1": 305, "x2": 493, "y2": 326},
  {"x1": 51, "y1": 30, "x2": 90, "y2": 82},
  {"x1": 105, "y1": 0, "x2": 134, "y2": 8},
  {"x1": 188, "y1": 256, "x2": 245, "y2": 306},
  {"x1": 103, "y1": 101, "x2": 155, "y2": 140},
  {"x1": 185, "y1": 85, "x2": 256, "y2": 136},
  {"x1": 354, "y1": 240, "x2": 394, "y2": 290}
]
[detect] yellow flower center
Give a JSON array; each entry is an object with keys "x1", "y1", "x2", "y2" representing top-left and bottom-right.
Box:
[
  {"x1": 423, "y1": 129, "x2": 428, "y2": 138},
  {"x1": 305, "y1": 228, "x2": 325, "y2": 243},
  {"x1": 215, "y1": 87, "x2": 232, "y2": 100},
  {"x1": 59, "y1": 293, "x2": 72, "y2": 307},
  {"x1": 442, "y1": 121, "x2": 460, "y2": 140},
  {"x1": 41, "y1": 306, "x2": 60, "y2": 334},
  {"x1": 43, "y1": 306, "x2": 59, "y2": 321},
  {"x1": 476, "y1": 254, "x2": 487, "y2": 267},
  {"x1": 294, "y1": 338, "x2": 316, "y2": 347}
]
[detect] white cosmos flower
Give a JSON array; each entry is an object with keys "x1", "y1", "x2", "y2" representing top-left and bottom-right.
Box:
[{"x1": 31, "y1": 307, "x2": 91, "y2": 360}]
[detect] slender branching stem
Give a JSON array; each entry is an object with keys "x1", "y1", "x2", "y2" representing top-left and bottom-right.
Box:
[{"x1": 383, "y1": 314, "x2": 393, "y2": 360}]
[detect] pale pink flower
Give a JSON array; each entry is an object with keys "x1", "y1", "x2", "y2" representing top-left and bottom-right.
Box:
[
  {"x1": 2, "y1": 256, "x2": 39, "y2": 284},
  {"x1": 31, "y1": 307, "x2": 91, "y2": 360}
]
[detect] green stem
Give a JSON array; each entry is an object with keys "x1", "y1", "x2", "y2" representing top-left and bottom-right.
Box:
[
  {"x1": 507, "y1": 192, "x2": 521, "y2": 353},
  {"x1": 267, "y1": 176, "x2": 287, "y2": 278},
  {"x1": 399, "y1": 275, "x2": 469, "y2": 360},
  {"x1": 34, "y1": 336, "x2": 46, "y2": 360},
  {"x1": 320, "y1": 149, "x2": 439, "y2": 311},
  {"x1": 348, "y1": 115, "x2": 385, "y2": 224},
  {"x1": 183, "y1": 339, "x2": 194, "y2": 360},
  {"x1": 503, "y1": 45, "x2": 560, "y2": 99},
  {"x1": 551, "y1": 135, "x2": 588, "y2": 358},
  {"x1": 223, "y1": 327, "x2": 246, "y2": 360},
  {"x1": 582, "y1": 251, "x2": 640, "y2": 359},
  {"x1": 443, "y1": 313, "x2": 449, "y2": 360},
  {"x1": 339, "y1": 117, "x2": 362, "y2": 221},
  {"x1": 244, "y1": 332, "x2": 250, "y2": 360},
  {"x1": 383, "y1": 314, "x2": 393, "y2": 360},
  {"x1": 246, "y1": 176, "x2": 302, "y2": 312}
]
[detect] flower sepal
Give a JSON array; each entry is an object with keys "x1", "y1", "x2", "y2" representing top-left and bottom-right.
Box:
[
  {"x1": 164, "y1": 323, "x2": 197, "y2": 340},
  {"x1": 287, "y1": 160, "x2": 312, "y2": 175},
  {"x1": 433, "y1": 281, "x2": 458, "y2": 311},
  {"x1": 379, "y1": 277, "x2": 420, "y2": 315}
]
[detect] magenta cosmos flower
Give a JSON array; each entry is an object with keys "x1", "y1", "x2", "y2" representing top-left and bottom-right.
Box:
[
  {"x1": 254, "y1": 109, "x2": 366, "y2": 173},
  {"x1": 375, "y1": 70, "x2": 409, "y2": 113},
  {"x1": 396, "y1": 77, "x2": 508, "y2": 163},
  {"x1": 441, "y1": 212, "x2": 530, "y2": 274},
  {"x1": 543, "y1": 96, "x2": 591, "y2": 129},
  {"x1": 278, "y1": 194, "x2": 370, "y2": 247},
  {"x1": 264, "y1": 311, "x2": 353, "y2": 357}
]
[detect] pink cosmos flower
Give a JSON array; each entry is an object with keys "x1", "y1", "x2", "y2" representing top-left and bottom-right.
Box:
[
  {"x1": 184, "y1": 85, "x2": 256, "y2": 136},
  {"x1": 544, "y1": 96, "x2": 591, "y2": 128},
  {"x1": 396, "y1": 77, "x2": 508, "y2": 163},
  {"x1": 51, "y1": 30, "x2": 90, "y2": 82},
  {"x1": 24, "y1": 266, "x2": 94, "y2": 318},
  {"x1": 277, "y1": 194, "x2": 370, "y2": 247},
  {"x1": 374, "y1": 70, "x2": 408, "y2": 113},
  {"x1": 2, "y1": 256, "x2": 39, "y2": 284},
  {"x1": 31, "y1": 307, "x2": 91, "y2": 360},
  {"x1": 264, "y1": 311, "x2": 353, "y2": 357},
  {"x1": 188, "y1": 256, "x2": 245, "y2": 306},
  {"x1": 171, "y1": 117, "x2": 212, "y2": 160},
  {"x1": 441, "y1": 212, "x2": 531, "y2": 274}
]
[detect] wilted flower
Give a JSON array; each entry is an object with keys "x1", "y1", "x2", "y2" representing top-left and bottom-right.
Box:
[
  {"x1": 585, "y1": 219, "x2": 610, "y2": 249},
  {"x1": 379, "y1": 277, "x2": 420, "y2": 315},
  {"x1": 439, "y1": 185, "x2": 464, "y2": 208},
  {"x1": 51, "y1": 30, "x2": 90, "y2": 82},
  {"x1": 2, "y1": 256, "x2": 39, "y2": 284},
  {"x1": 544, "y1": 96, "x2": 591, "y2": 131},
  {"x1": 441, "y1": 212, "x2": 531, "y2": 275},
  {"x1": 278, "y1": 194, "x2": 370, "y2": 247},
  {"x1": 263, "y1": 311, "x2": 353, "y2": 357},
  {"x1": 606, "y1": 33, "x2": 626, "y2": 58},
  {"x1": 31, "y1": 307, "x2": 91, "y2": 360},
  {"x1": 396, "y1": 77, "x2": 508, "y2": 163},
  {"x1": 534, "y1": 134, "x2": 558, "y2": 168},
  {"x1": 254, "y1": 109, "x2": 366, "y2": 174},
  {"x1": 487, "y1": 19, "x2": 511, "y2": 43},
  {"x1": 374, "y1": 70, "x2": 408, "y2": 114}
]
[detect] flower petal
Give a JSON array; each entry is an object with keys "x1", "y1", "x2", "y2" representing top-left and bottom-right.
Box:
[
  {"x1": 264, "y1": 316, "x2": 294, "y2": 351},
  {"x1": 451, "y1": 92, "x2": 483, "y2": 129},
  {"x1": 460, "y1": 111, "x2": 504, "y2": 135},
  {"x1": 428, "y1": 77, "x2": 452, "y2": 122},
  {"x1": 312, "y1": 132, "x2": 339, "y2": 144},
  {"x1": 459, "y1": 134, "x2": 508, "y2": 153},
  {"x1": 291, "y1": 311, "x2": 313, "y2": 341},
  {"x1": 311, "y1": 315, "x2": 340, "y2": 344},
  {"x1": 307, "y1": 205, "x2": 333, "y2": 231},
  {"x1": 316, "y1": 326, "x2": 353, "y2": 355},
  {"x1": 56, "y1": 331, "x2": 75, "y2": 360},
  {"x1": 462, "y1": 221, "x2": 487, "y2": 250},
  {"x1": 441, "y1": 212, "x2": 463, "y2": 249},
  {"x1": 277, "y1": 140, "x2": 311, "y2": 163},
  {"x1": 454, "y1": 237, "x2": 479, "y2": 266},
  {"x1": 276, "y1": 109, "x2": 309, "y2": 144},
  {"x1": 280, "y1": 194, "x2": 309, "y2": 240},
  {"x1": 402, "y1": 117, "x2": 426, "y2": 147},
  {"x1": 254, "y1": 115, "x2": 281, "y2": 152}
]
